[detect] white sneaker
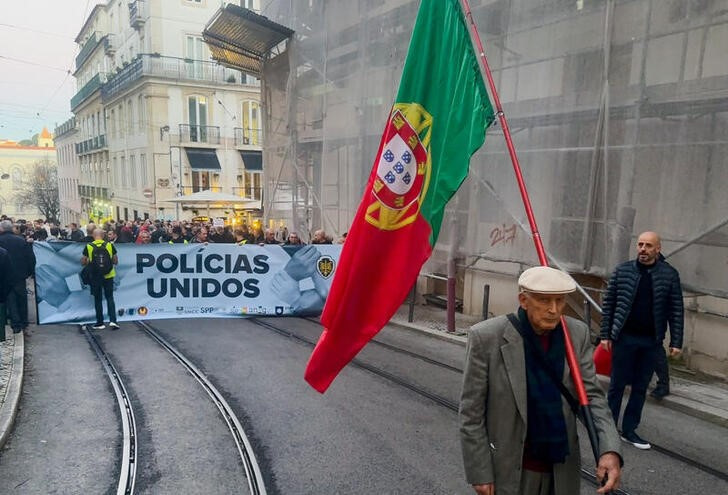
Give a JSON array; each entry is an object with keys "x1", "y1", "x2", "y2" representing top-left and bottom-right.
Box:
[
  {"x1": 91, "y1": 323, "x2": 105, "y2": 330},
  {"x1": 621, "y1": 431, "x2": 651, "y2": 450},
  {"x1": 108, "y1": 322, "x2": 120, "y2": 330}
]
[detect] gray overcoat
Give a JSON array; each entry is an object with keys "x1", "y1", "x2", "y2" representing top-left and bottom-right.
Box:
[{"x1": 459, "y1": 315, "x2": 621, "y2": 495}]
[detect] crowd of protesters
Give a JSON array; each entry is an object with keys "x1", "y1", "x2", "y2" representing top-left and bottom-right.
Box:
[{"x1": 0, "y1": 214, "x2": 344, "y2": 247}]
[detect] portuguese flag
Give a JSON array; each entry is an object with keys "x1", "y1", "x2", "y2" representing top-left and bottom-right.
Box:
[{"x1": 304, "y1": 0, "x2": 494, "y2": 392}]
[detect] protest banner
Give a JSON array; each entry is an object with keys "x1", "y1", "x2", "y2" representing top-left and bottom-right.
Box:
[{"x1": 33, "y1": 242, "x2": 340, "y2": 324}]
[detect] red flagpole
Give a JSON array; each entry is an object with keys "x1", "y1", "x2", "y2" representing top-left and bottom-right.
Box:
[{"x1": 459, "y1": 0, "x2": 602, "y2": 464}]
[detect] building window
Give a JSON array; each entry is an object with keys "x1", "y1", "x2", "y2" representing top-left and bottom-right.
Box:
[
  {"x1": 129, "y1": 155, "x2": 137, "y2": 188},
  {"x1": 243, "y1": 0, "x2": 260, "y2": 11},
  {"x1": 185, "y1": 35, "x2": 207, "y2": 79},
  {"x1": 11, "y1": 167, "x2": 23, "y2": 190},
  {"x1": 188, "y1": 95, "x2": 208, "y2": 142},
  {"x1": 138, "y1": 94, "x2": 146, "y2": 130},
  {"x1": 244, "y1": 171, "x2": 262, "y2": 200},
  {"x1": 118, "y1": 104, "x2": 124, "y2": 136},
  {"x1": 191, "y1": 170, "x2": 210, "y2": 192},
  {"x1": 120, "y1": 155, "x2": 127, "y2": 187},
  {"x1": 241, "y1": 100, "x2": 260, "y2": 145},
  {"x1": 139, "y1": 153, "x2": 148, "y2": 187},
  {"x1": 128, "y1": 99, "x2": 134, "y2": 134}
]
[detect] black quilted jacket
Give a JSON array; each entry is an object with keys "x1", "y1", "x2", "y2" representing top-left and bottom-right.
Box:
[{"x1": 600, "y1": 255, "x2": 684, "y2": 348}]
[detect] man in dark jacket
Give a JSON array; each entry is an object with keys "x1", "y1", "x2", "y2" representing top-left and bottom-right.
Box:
[
  {"x1": 600, "y1": 231, "x2": 683, "y2": 450},
  {"x1": 0, "y1": 245, "x2": 11, "y2": 340},
  {"x1": 68, "y1": 222, "x2": 85, "y2": 241},
  {"x1": 0, "y1": 220, "x2": 37, "y2": 333}
]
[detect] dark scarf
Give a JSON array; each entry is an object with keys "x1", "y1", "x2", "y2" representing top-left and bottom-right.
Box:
[{"x1": 518, "y1": 307, "x2": 570, "y2": 464}]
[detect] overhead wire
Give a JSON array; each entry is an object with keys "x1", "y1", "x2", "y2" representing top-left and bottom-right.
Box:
[
  {"x1": 0, "y1": 22, "x2": 74, "y2": 40},
  {"x1": 0, "y1": 0, "x2": 93, "y2": 135},
  {"x1": 0, "y1": 55, "x2": 70, "y2": 72}
]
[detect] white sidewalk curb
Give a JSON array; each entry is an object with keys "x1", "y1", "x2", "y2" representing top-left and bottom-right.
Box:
[{"x1": 0, "y1": 332, "x2": 24, "y2": 449}]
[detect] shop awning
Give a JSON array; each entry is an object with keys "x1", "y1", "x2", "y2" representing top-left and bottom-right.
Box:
[
  {"x1": 164, "y1": 190, "x2": 261, "y2": 210},
  {"x1": 185, "y1": 148, "x2": 221, "y2": 170},
  {"x1": 240, "y1": 150, "x2": 263, "y2": 171},
  {"x1": 202, "y1": 4, "x2": 294, "y2": 75}
]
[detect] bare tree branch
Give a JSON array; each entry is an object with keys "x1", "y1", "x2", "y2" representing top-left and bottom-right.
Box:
[{"x1": 15, "y1": 160, "x2": 60, "y2": 223}]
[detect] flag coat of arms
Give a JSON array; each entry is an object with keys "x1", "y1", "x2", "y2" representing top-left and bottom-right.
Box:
[{"x1": 304, "y1": 0, "x2": 495, "y2": 392}]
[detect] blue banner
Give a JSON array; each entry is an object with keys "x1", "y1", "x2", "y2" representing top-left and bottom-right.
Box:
[{"x1": 33, "y1": 241, "x2": 341, "y2": 324}]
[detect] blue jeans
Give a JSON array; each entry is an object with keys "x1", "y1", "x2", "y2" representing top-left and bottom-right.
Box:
[{"x1": 607, "y1": 333, "x2": 660, "y2": 434}]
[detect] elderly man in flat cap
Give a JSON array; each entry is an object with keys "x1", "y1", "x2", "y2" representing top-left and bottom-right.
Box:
[{"x1": 460, "y1": 266, "x2": 622, "y2": 495}]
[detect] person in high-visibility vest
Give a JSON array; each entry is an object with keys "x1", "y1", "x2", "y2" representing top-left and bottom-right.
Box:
[
  {"x1": 234, "y1": 229, "x2": 248, "y2": 245},
  {"x1": 168, "y1": 226, "x2": 188, "y2": 244},
  {"x1": 81, "y1": 229, "x2": 119, "y2": 330}
]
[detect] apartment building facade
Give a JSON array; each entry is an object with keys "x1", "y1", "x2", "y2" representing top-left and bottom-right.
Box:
[
  {"x1": 66, "y1": 0, "x2": 264, "y2": 223},
  {"x1": 54, "y1": 118, "x2": 81, "y2": 225}
]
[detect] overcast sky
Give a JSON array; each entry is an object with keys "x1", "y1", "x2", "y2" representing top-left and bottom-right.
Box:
[{"x1": 0, "y1": 0, "x2": 96, "y2": 141}]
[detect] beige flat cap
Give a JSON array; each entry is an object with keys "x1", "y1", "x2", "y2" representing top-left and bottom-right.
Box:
[{"x1": 518, "y1": 266, "x2": 576, "y2": 294}]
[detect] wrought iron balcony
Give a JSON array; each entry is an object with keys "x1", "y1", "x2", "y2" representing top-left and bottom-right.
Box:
[
  {"x1": 76, "y1": 32, "x2": 103, "y2": 70},
  {"x1": 179, "y1": 124, "x2": 220, "y2": 145},
  {"x1": 75, "y1": 134, "x2": 107, "y2": 155},
  {"x1": 55, "y1": 117, "x2": 77, "y2": 138},
  {"x1": 101, "y1": 53, "x2": 244, "y2": 102},
  {"x1": 71, "y1": 73, "x2": 106, "y2": 110},
  {"x1": 129, "y1": 0, "x2": 146, "y2": 29},
  {"x1": 234, "y1": 127, "x2": 263, "y2": 147}
]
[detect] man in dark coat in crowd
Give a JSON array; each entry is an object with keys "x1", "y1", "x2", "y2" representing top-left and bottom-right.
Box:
[
  {"x1": 0, "y1": 245, "x2": 12, "y2": 339},
  {"x1": 0, "y1": 220, "x2": 36, "y2": 333}
]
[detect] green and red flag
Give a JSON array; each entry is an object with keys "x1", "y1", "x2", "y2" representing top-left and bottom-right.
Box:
[{"x1": 304, "y1": 0, "x2": 494, "y2": 392}]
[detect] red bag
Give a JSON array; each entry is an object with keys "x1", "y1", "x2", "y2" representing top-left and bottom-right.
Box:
[{"x1": 593, "y1": 344, "x2": 612, "y2": 376}]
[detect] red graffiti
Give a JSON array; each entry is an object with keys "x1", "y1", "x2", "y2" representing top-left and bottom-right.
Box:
[{"x1": 490, "y1": 223, "x2": 517, "y2": 247}]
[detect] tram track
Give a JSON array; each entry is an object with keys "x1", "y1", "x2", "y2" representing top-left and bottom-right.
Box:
[
  {"x1": 136, "y1": 321, "x2": 267, "y2": 495},
  {"x1": 303, "y1": 317, "x2": 728, "y2": 484},
  {"x1": 259, "y1": 316, "x2": 728, "y2": 490},
  {"x1": 251, "y1": 317, "x2": 629, "y2": 494},
  {"x1": 83, "y1": 322, "x2": 267, "y2": 494},
  {"x1": 302, "y1": 316, "x2": 464, "y2": 373},
  {"x1": 82, "y1": 325, "x2": 137, "y2": 495}
]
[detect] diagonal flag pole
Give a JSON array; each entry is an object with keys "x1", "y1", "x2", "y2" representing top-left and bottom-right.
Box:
[{"x1": 459, "y1": 0, "x2": 603, "y2": 465}]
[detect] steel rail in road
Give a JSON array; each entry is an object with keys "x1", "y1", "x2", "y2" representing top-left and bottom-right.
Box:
[
  {"x1": 302, "y1": 316, "x2": 464, "y2": 373},
  {"x1": 299, "y1": 317, "x2": 728, "y2": 485},
  {"x1": 82, "y1": 325, "x2": 137, "y2": 495},
  {"x1": 251, "y1": 318, "x2": 630, "y2": 495},
  {"x1": 136, "y1": 321, "x2": 266, "y2": 495}
]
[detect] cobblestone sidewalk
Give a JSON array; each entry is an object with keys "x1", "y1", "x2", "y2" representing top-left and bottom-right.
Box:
[{"x1": 0, "y1": 331, "x2": 15, "y2": 412}]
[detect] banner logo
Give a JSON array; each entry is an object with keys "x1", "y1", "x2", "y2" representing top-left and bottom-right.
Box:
[
  {"x1": 366, "y1": 104, "x2": 432, "y2": 230},
  {"x1": 317, "y1": 255, "x2": 335, "y2": 278}
]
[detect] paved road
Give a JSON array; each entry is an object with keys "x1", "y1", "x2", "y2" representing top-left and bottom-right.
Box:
[
  {"x1": 1, "y1": 317, "x2": 726, "y2": 494},
  {"x1": 0, "y1": 326, "x2": 118, "y2": 493}
]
